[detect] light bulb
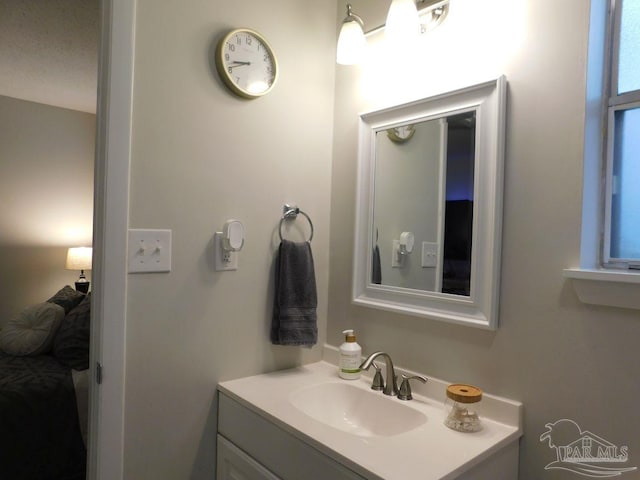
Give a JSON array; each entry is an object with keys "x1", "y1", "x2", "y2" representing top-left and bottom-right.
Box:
[
  {"x1": 385, "y1": 0, "x2": 420, "y2": 46},
  {"x1": 336, "y1": 4, "x2": 366, "y2": 65}
]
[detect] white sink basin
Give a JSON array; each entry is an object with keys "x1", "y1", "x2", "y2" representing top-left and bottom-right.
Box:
[
  {"x1": 218, "y1": 361, "x2": 523, "y2": 480},
  {"x1": 289, "y1": 381, "x2": 427, "y2": 437}
]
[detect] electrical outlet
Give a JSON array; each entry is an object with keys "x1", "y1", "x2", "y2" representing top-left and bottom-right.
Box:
[
  {"x1": 214, "y1": 232, "x2": 238, "y2": 271},
  {"x1": 392, "y1": 239, "x2": 402, "y2": 268},
  {"x1": 128, "y1": 229, "x2": 172, "y2": 273}
]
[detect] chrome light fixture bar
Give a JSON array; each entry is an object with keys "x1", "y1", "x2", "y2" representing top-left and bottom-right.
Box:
[{"x1": 417, "y1": 0, "x2": 450, "y2": 33}]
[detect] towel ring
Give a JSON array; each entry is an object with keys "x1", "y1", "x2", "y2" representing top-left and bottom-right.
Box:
[{"x1": 279, "y1": 204, "x2": 314, "y2": 242}]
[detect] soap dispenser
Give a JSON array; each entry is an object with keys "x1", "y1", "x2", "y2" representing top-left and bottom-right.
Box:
[{"x1": 339, "y1": 329, "x2": 362, "y2": 380}]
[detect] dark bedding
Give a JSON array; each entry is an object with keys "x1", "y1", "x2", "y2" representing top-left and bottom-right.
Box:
[{"x1": 0, "y1": 352, "x2": 86, "y2": 480}]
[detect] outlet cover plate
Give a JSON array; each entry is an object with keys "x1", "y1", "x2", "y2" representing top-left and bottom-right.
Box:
[
  {"x1": 214, "y1": 232, "x2": 238, "y2": 271},
  {"x1": 392, "y1": 239, "x2": 402, "y2": 268}
]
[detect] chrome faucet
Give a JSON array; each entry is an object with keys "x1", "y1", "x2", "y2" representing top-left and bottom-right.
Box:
[{"x1": 359, "y1": 352, "x2": 398, "y2": 396}]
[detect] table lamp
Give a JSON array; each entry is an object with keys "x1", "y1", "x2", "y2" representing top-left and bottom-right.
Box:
[{"x1": 66, "y1": 247, "x2": 92, "y2": 293}]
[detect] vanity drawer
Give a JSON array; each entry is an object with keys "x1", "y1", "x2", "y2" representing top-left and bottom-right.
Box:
[
  {"x1": 218, "y1": 392, "x2": 367, "y2": 480},
  {"x1": 217, "y1": 435, "x2": 282, "y2": 480}
]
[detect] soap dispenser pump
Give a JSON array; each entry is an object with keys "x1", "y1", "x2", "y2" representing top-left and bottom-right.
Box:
[{"x1": 339, "y1": 329, "x2": 362, "y2": 380}]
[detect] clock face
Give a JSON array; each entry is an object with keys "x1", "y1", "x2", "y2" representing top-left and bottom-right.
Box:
[
  {"x1": 387, "y1": 124, "x2": 416, "y2": 143},
  {"x1": 215, "y1": 29, "x2": 278, "y2": 99}
]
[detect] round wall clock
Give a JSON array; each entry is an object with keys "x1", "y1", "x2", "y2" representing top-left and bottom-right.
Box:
[
  {"x1": 387, "y1": 124, "x2": 416, "y2": 143},
  {"x1": 215, "y1": 28, "x2": 278, "y2": 99}
]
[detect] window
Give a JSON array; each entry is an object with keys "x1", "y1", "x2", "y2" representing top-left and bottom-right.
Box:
[
  {"x1": 564, "y1": 0, "x2": 640, "y2": 310},
  {"x1": 604, "y1": 0, "x2": 640, "y2": 267}
]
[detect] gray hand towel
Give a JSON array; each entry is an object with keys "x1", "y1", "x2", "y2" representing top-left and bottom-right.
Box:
[
  {"x1": 372, "y1": 244, "x2": 381, "y2": 284},
  {"x1": 271, "y1": 240, "x2": 317, "y2": 346}
]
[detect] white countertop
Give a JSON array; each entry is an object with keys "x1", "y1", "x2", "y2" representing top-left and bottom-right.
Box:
[{"x1": 218, "y1": 360, "x2": 522, "y2": 480}]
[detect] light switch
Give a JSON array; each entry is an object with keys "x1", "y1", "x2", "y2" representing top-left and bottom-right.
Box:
[
  {"x1": 421, "y1": 242, "x2": 438, "y2": 268},
  {"x1": 128, "y1": 229, "x2": 172, "y2": 273}
]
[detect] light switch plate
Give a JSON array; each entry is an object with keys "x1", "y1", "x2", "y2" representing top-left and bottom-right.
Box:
[
  {"x1": 128, "y1": 229, "x2": 172, "y2": 273},
  {"x1": 421, "y1": 241, "x2": 438, "y2": 268}
]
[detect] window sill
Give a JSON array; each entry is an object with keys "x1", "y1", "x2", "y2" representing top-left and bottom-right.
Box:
[{"x1": 564, "y1": 268, "x2": 640, "y2": 310}]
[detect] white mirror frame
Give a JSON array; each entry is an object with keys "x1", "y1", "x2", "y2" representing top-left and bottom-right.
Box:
[{"x1": 353, "y1": 77, "x2": 507, "y2": 330}]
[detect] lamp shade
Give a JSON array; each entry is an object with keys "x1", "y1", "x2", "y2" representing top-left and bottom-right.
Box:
[
  {"x1": 336, "y1": 4, "x2": 366, "y2": 65},
  {"x1": 385, "y1": 0, "x2": 420, "y2": 45},
  {"x1": 65, "y1": 247, "x2": 92, "y2": 271}
]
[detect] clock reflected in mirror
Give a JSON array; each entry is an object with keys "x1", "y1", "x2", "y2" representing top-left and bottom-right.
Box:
[{"x1": 215, "y1": 28, "x2": 278, "y2": 99}]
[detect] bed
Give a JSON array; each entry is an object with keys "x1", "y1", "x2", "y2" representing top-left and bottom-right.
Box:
[{"x1": 0, "y1": 286, "x2": 90, "y2": 480}]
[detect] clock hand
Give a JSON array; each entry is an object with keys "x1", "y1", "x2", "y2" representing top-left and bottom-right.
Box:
[{"x1": 228, "y1": 61, "x2": 251, "y2": 70}]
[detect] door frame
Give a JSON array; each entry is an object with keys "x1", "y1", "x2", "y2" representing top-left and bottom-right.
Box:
[{"x1": 88, "y1": 1, "x2": 136, "y2": 478}]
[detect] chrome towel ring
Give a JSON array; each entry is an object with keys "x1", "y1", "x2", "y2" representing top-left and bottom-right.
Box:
[{"x1": 279, "y1": 204, "x2": 314, "y2": 242}]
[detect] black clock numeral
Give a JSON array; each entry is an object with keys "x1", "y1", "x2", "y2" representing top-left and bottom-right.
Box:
[
  {"x1": 236, "y1": 36, "x2": 241, "y2": 45},
  {"x1": 225, "y1": 53, "x2": 229, "y2": 61},
  {"x1": 229, "y1": 44, "x2": 235, "y2": 52},
  {"x1": 246, "y1": 36, "x2": 252, "y2": 46}
]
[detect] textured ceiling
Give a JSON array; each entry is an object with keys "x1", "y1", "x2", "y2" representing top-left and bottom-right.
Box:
[{"x1": 0, "y1": 0, "x2": 99, "y2": 113}]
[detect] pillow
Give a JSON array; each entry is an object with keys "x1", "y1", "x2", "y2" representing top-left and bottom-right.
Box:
[
  {"x1": 52, "y1": 293, "x2": 91, "y2": 370},
  {"x1": 47, "y1": 285, "x2": 85, "y2": 314},
  {"x1": 0, "y1": 302, "x2": 65, "y2": 356}
]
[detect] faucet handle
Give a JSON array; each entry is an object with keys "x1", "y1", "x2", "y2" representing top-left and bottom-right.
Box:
[
  {"x1": 370, "y1": 361, "x2": 384, "y2": 391},
  {"x1": 397, "y1": 374, "x2": 428, "y2": 401}
]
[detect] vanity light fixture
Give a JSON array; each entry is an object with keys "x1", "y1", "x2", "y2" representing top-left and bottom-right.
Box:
[
  {"x1": 335, "y1": 0, "x2": 450, "y2": 65},
  {"x1": 336, "y1": 4, "x2": 366, "y2": 65}
]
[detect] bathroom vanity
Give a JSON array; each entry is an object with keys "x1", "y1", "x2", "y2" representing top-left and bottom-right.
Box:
[{"x1": 217, "y1": 361, "x2": 522, "y2": 480}]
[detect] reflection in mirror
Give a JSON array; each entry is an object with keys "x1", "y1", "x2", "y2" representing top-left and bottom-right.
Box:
[
  {"x1": 372, "y1": 111, "x2": 476, "y2": 296},
  {"x1": 354, "y1": 77, "x2": 506, "y2": 329}
]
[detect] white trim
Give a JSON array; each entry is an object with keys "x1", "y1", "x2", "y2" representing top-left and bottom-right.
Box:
[
  {"x1": 88, "y1": 0, "x2": 135, "y2": 479},
  {"x1": 564, "y1": 268, "x2": 640, "y2": 284},
  {"x1": 602, "y1": 101, "x2": 616, "y2": 263},
  {"x1": 610, "y1": 0, "x2": 622, "y2": 98},
  {"x1": 435, "y1": 117, "x2": 447, "y2": 293},
  {"x1": 564, "y1": 268, "x2": 640, "y2": 310}
]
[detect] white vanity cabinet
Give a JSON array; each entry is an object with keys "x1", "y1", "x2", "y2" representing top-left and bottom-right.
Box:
[
  {"x1": 217, "y1": 392, "x2": 367, "y2": 480},
  {"x1": 217, "y1": 362, "x2": 522, "y2": 480}
]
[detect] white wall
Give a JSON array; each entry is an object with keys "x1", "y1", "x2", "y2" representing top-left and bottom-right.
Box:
[
  {"x1": 123, "y1": 1, "x2": 336, "y2": 478},
  {"x1": 0, "y1": 96, "x2": 94, "y2": 324},
  {"x1": 329, "y1": 0, "x2": 640, "y2": 478}
]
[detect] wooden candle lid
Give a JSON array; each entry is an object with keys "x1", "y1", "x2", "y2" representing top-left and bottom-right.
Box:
[{"x1": 446, "y1": 384, "x2": 482, "y2": 403}]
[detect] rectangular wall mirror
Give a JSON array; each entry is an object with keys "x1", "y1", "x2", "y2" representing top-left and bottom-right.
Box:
[{"x1": 353, "y1": 77, "x2": 506, "y2": 329}]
